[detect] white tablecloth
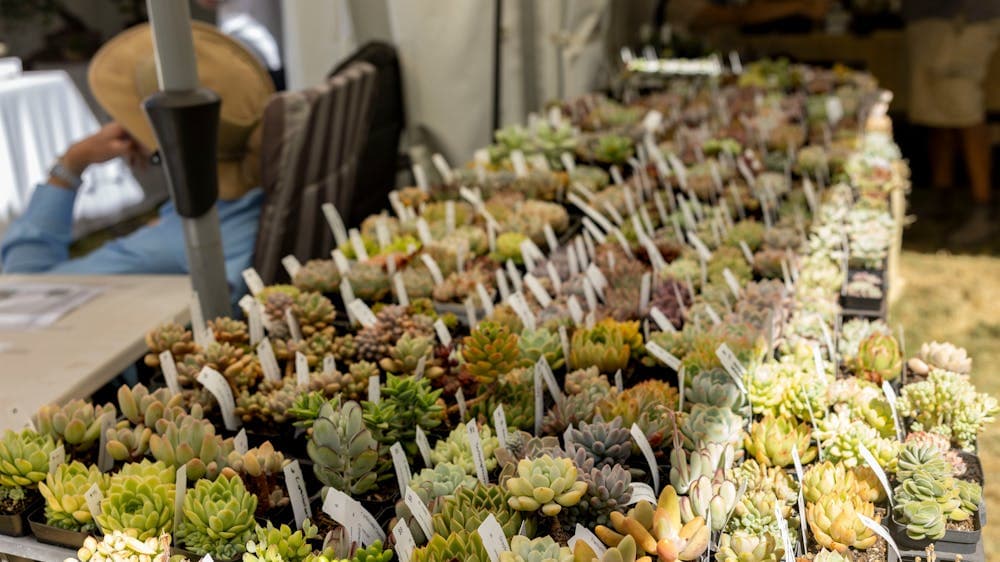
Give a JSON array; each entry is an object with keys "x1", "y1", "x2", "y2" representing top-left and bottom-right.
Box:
[{"x1": 0, "y1": 70, "x2": 147, "y2": 238}]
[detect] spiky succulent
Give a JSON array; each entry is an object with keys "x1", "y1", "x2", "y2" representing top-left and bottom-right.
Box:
[
  {"x1": 848, "y1": 333, "x2": 901, "y2": 383},
  {"x1": 96, "y1": 460, "x2": 175, "y2": 541},
  {"x1": 34, "y1": 399, "x2": 116, "y2": 454},
  {"x1": 744, "y1": 415, "x2": 816, "y2": 467},
  {"x1": 500, "y1": 536, "x2": 573, "y2": 562},
  {"x1": 461, "y1": 321, "x2": 521, "y2": 385},
  {"x1": 432, "y1": 484, "x2": 526, "y2": 539},
  {"x1": 38, "y1": 461, "x2": 109, "y2": 532},
  {"x1": 805, "y1": 493, "x2": 879, "y2": 553},
  {"x1": 176, "y1": 469, "x2": 258, "y2": 559},
  {"x1": 308, "y1": 399, "x2": 380, "y2": 496},
  {"x1": 363, "y1": 373, "x2": 445, "y2": 459},
  {"x1": 0, "y1": 428, "x2": 56, "y2": 488}
]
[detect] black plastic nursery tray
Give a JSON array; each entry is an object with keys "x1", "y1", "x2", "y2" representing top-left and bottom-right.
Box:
[{"x1": 888, "y1": 505, "x2": 984, "y2": 556}]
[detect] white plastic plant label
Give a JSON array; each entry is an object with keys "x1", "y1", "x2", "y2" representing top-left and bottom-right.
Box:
[
  {"x1": 464, "y1": 298, "x2": 478, "y2": 328},
  {"x1": 368, "y1": 375, "x2": 381, "y2": 404},
  {"x1": 478, "y1": 514, "x2": 509, "y2": 562},
  {"x1": 630, "y1": 424, "x2": 660, "y2": 492},
  {"x1": 295, "y1": 352, "x2": 311, "y2": 388},
  {"x1": 737, "y1": 240, "x2": 755, "y2": 265},
  {"x1": 534, "y1": 360, "x2": 545, "y2": 436},
  {"x1": 507, "y1": 292, "x2": 537, "y2": 331},
  {"x1": 858, "y1": 443, "x2": 894, "y2": 508},
  {"x1": 653, "y1": 191, "x2": 668, "y2": 223},
  {"x1": 197, "y1": 367, "x2": 240, "y2": 430},
  {"x1": 248, "y1": 301, "x2": 264, "y2": 345},
  {"x1": 282, "y1": 255, "x2": 302, "y2": 279},
  {"x1": 348, "y1": 300, "x2": 378, "y2": 328},
  {"x1": 650, "y1": 307, "x2": 677, "y2": 334},
  {"x1": 496, "y1": 269, "x2": 512, "y2": 301},
  {"x1": 523, "y1": 274, "x2": 552, "y2": 308},
  {"x1": 456, "y1": 388, "x2": 468, "y2": 421},
  {"x1": 722, "y1": 268, "x2": 741, "y2": 298},
  {"x1": 160, "y1": 351, "x2": 182, "y2": 396},
  {"x1": 96, "y1": 412, "x2": 113, "y2": 472},
  {"x1": 614, "y1": 369, "x2": 624, "y2": 393},
  {"x1": 493, "y1": 405, "x2": 509, "y2": 449},
  {"x1": 415, "y1": 426, "x2": 432, "y2": 467},
  {"x1": 558, "y1": 326, "x2": 571, "y2": 368},
  {"x1": 285, "y1": 308, "x2": 303, "y2": 343},
  {"x1": 283, "y1": 460, "x2": 312, "y2": 530},
  {"x1": 433, "y1": 318, "x2": 452, "y2": 347},
  {"x1": 704, "y1": 304, "x2": 722, "y2": 326},
  {"x1": 686, "y1": 231, "x2": 713, "y2": 261},
  {"x1": 536, "y1": 358, "x2": 566, "y2": 409},
  {"x1": 241, "y1": 268, "x2": 265, "y2": 297},
  {"x1": 322, "y1": 488, "x2": 385, "y2": 546},
  {"x1": 476, "y1": 283, "x2": 495, "y2": 316},
  {"x1": 190, "y1": 292, "x2": 210, "y2": 347},
  {"x1": 567, "y1": 193, "x2": 616, "y2": 234},
  {"x1": 419, "y1": 254, "x2": 444, "y2": 285},
  {"x1": 412, "y1": 163, "x2": 430, "y2": 191},
  {"x1": 390, "y1": 442, "x2": 412, "y2": 496},
  {"x1": 543, "y1": 224, "x2": 559, "y2": 253},
  {"x1": 567, "y1": 296, "x2": 585, "y2": 326},
  {"x1": 414, "y1": 356, "x2": 427, "y2": 380},
  {"x1": 646, "y1": 341, "x2": 682, "y2": 371},
  {"x1": 433, "y1": 153, "x2": 455, "y2": 185},
  {"x1": 323, "y1": 355, "x2": 336, "y2": 375},
  {"x1": 467, "y1": 422, "x2": 490, "y2": 484},
  {"x1": 506, "y1": 260, "x2": 524, "y2": 293},
  {"x1": 348, "y1": 228, "x2": 370, "y2": 262},
  {"x1": 321, "y1": 203, "x2": 348, "y2": 246},
  {"x1": 678, "y1": 367, "x2": 686, "y2": 411},
  {"x1": 859, "y1": 514, "x2": 902, "y2": 562},
  {"x1": 404, "y1": 487, "x2": 434, "y2": 538},
  {"x1": 642, "y1": 109, "x2": 663, "y2": 132},
  {"x1": 791, "y1": 446, "x2": 808, "y2": 552},
  {"x1": 331, "y1": 249, "x2": 351, "y2": 275},
  {"x1": 234, "y1": 428, "x2": 249, "y2": 455},
  {"x1": 882, "y1": 381, "x2": 904, "y2": 442},
  {"x1": 257, "y1": 339, "x2": 282, "y2": 383},
  {"x1": 569, "y1": 524, "x2": 608, "y2": 557},
  {"x1": 173, "y1": 465, "x2": 187, "y2": 534},
  {"x1": 48, "y1": 445, "x2": 65, "y2": 475},
  {"x1": 84, "y1": 483, "x2": 104, "y2": 532},
  {"x1": 510, "y1": 150, "x2": 529, "y2": 177},
  {"x1": 560, "y1": 152, "x2": 576, "y2": 173},
  {"x1": 715, "y1": 343, "x2": 748, "y2": 394},
  {"x1": 628, "y1": 482, "x2": 657, "y2": 505},
  {"x1": 581, "y1": 276, "x2": 600, "y2": 310},
  {"x1": 392, "y1": 519, "x2": 416, "y2": 562}
]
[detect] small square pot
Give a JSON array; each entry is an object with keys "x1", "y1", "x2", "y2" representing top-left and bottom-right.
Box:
[
  {"x1": 888, "y1": 504, "x2": 984, "y2": 555},
  {"x1": 0, "y1": 498, "x2": 42, "y2": 537},
  {"x1": 27, "y1": 506, "x2": 91, "y2": 548}
]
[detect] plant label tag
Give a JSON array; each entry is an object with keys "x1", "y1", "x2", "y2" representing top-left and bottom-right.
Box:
[
  {"x1": 493, "y1": 269, "x2": 511, "y2": 301},
  {"x1": 781, "y1": 259, "x2": 793, "y2": 291},
  {"x1": 729, "y1": 182, "x2": 746, "y2": 219},
  {"x1": 523, "y1": 274, "x2": 552, "y2": 308},
  {"x1": 858, "y1": 443, "x2": 893, "y2": 508},
  {"x1": 348, "y1": 300, "x2": 378, "y2": 328},
  {"x1": 704, "y1": 304, "x2": 722, "y2": 326},
  {"x1": 630, "y1": 424, "x2": 660, "y2": 492},
  {"x1": 330, "y1": 250, "x2": 351, "y2": 276},
  {"x1": 819, "y1": 320, "x2": 836, "y2": 363},
  {"x1": 582, "y1": 280, "x2": 598, "y2": 312},
  {"x1": 456, "y1": 387, "x2": 468, "y2": 421},
  {"x1": 321, "y1": 203, "x2": 348, "y2": 246},
  {"x1": 282, "y1": 460, "x2": 311, "y2": 530},
  {"x1": 348, "y1": 228, "x2": 370, "y2": 262},
  {"x1": 390, "y1": 442, "x2": 412, "y2": 496},
  {"x1": 433, "y1": 153, "x2": 455, "y2": 185},
  {"x1": 368, "y1": 375, "x2": 381, "y2": 404},
  {"x1": 467, "y1": 422, "x2": 490, "y2": 484},
  {"x1": 536, "y1": 358, "x2": 566, "y2": 409},
  {"x1": 392, "y1": 519, "x2": 416, "y2": 562},
  {"x1": 404, "y1": 486, "x2": 434, "y2": 539},
  {"x1": 628, "y1": 482, "x2": 657, "y2": 505},
  {"x1": 323, "y1": 488, "x2": 384, "y2": 546},
  {"x1": 791, "y1": 446, "x2": 808, "y2": 551},
  {"x1": 646, "y1": 341, "x2": 681, "y2": 371},
  {"x1": 233, "y1": 428, "x2": 249, "y2": 455},
  {"x1": 478, "y1": 514, "x2": 509, "y2": 562},
  {"x1": 534, "y1": 359, "x2": 545, "y2": 436},
  {"x1": 881, "y1": 381, "x2": 904, "y2": 442},
  {"x1": 569, "y1": 524, "x2": 608, "y2": 557},
  {"x1": 241, "y1": 268, "x2": 265, "y2": 297},
  {"x1": 387, "y1": 190, "x2": 406, "y2": 219},
  {"x1": 667, "y1": 153, "x2": 688, "y2": 190},
  {"x1": 686, "y1": 231, "x2": 713, "y2": 261},
  {"x1": 159, "y1": 351, "x2": 182, "y2": 396},
  {"x1": 257, "y1": 339, "x2": 282, "y2": 383},
  {"x1": 859, "y1": 514, "x2": 902, "y2": 561},
  {"x1": 506, "y1": 259, "x2": 524, "y2": 292},
  {"x1": 546, "y1": 263, "x2": 563, "y2": 295},
  {"x1": 173, "y1": 465, "x2": 187, "y2": 534},
  {"x1": 772, "y1": 504, "x2": 795, "y2": 562},
  {"x1": 282, "y1": 255, "x2": 302, "y2": 279},
  {"x1": 493, "y1": 405, "x2": 509, "y2": 449},
  {"x1": 518, "y1": 240, "x2": 537, "y2": 272},
  {"x1": 614, "y1": 369, "x2": 624, "y2": 392},
  {"x1": 190, "y1": 292, "x2": 210, "y2": 347},
  {"x1": 567, "y1": 295, "x2": 585, "y2": 325},
  {"x1": 735, "y1": 241, "x2": 755, "y2": 267},
  {"x1": 678, "y1": 367, "x2": 686, "y2": 411},
  {"x1": 433, "y1": 319, "x2": 452, "y2": 347},
  {"x1": 507, "y1": 292, "x2": 536, "y2": 331},
  {"x1": 285, "y1": 308, "x2": 303, "y2": 343},
  {"x1": 474, "y1": 282, "x2": 494, "y2": 316},
  {"x1": 737, "y1": 158, "x2": 755, "y2": 188},
  {"x1": 414, "y1": 218, "x2": 433, "y2": 246},
  {"x1": 639, "y1": 233, "x2": 667, "y2": 273},
  {"x1": 323, "y1": 355, "x2": 336, "y2": 375},
  {"x1": 247, "y1": 301, "x2": 264, "y2": 346},
  {"x1": 197, "y1": 367, "x2": 239, "y2": 430},
  {"x1": 574, "y1": 237, "x2": 589, "y2": 269},
  {"x1": 559, "y1": 150, "x2": 578, "y2": 172},
  {"x1": 722, "y1": 268, "x2": 741, "y2": 298},
  {"x1": 392, "y1": 273, "x2": 410, "y2": 307},
  {"x1": 653, "y1": 191, "x2": 669, "y2": 224},
  {"x1": 558, "y1": 325, "x2": 571, "y2": 366},
  {"x1": 643, "y1": 109, "x2": 663, "y2": 132},
  {"x1": 567, "y1": 193, "x2": 617, "y2": 234},
  {"x1": 811, "y1": 344, "x2": 825, "y2": 381},
  {"x1": 464, "y1": 298, "x2": 478, "y2": 327},
  {"x1": 543, "y1": 224, "x2": 559, "y2": 253},
  {"x1": 418, "y1": 255, "x2": 444, "y2": 286},
  {"x1": 96, "y1": 411, "x2": 113, "y2": 472},
  {"x1": 412, "y1": 163, "x2": 430, "y2": 191},
  {"x1": 84, "y1": 483, "x2": 104, "y2": 530},
  {"x1": 510, "y1": 150, "x2": 529, "y2": 178},
  {"x1": 48, "y1": 444, "x2": 65, "y2": 474},
  {"x1": 293, "y1": 352, "x2": 310, "y2": 388},
  {"x1": 715, "y1": 344, "x2": 748, "y2": 394},
  {"x1": 650, "y1": 307, "x2": 677, "y2": 333},
  {"x1": 581, "y1": 218, "x2": 608, "y2": 245},
  {"x1": 415, "y1": 426, "x2": 432, "y2": 467}
]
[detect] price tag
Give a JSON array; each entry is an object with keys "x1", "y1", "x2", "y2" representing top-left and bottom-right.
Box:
[
  {"x1": 507, "y1": 292, "x2": 536, "y2": 331},
  {"x1": 416, "y1": 218, "x2": 432, "y2": 245},
  {"x1": 283, "y1": 460, "x2": 312, "y2": 529},
  {"x1": 650, "y1": 307, "x2": 677, "y2": 333},
  {"x1": 282, "y1": 255, "x2": 302, "y2": 279},
  {"x1": 568, "y1": 296, "x2": 584, "y2": 326},
  {"x1": 467, "y1": 422, "x2": 490, "y2": 484},
  {"x1": 569, "y1": 524, "x2": 608, "y2": 557},
  {"x1": 390, "y1": 442, "x2": 412, "y2": 496},
  {"x1": 321, "y1": 203, "x2": 348, "y2": 247},
  {"x1": 715, "y1": 343, "x2": 748, "y2": 394},
  {"x1": 432, "y1": 153, "x2": 455, "y2": 184},
  {"x1": 475, "y1": 283, "x2": 495, "y2": 316},
  {"x1": 294, "y1": 352, "x2": 310, "y2": 388},
  {"x1": 286, "y1": 308, "x2": 303, "y2": 343},
  {"x1": 628, "y1": 482, "x2": 657, "y2": 505},
  {"x1": 646, "y1": 341, "x2": 681, "y2": 371},
  {"x1": 456, "y1": 388, "x2": 468, "y2": 421},
  {"x1": 686, "y1": 231, "x2": 713, "y2": 261},
  {"x1": 630, "y1": 424, "x2": 660, "y2": 492},
  {"x1": 506, "y1": 260, "x2": 524, "y2": 293},
  {"x1": 48, "y1": 445, "x2": 65, "y2": 474},
  {"x1": 858, "y1": 443, "x2": 894, "y2": 508},
  {"x1": 412, "y1": 163, "x2": 430, "y2": 191},
  {"x1": 160, "y1": 351, "x2": 182, "y2": 395},
  {"x1": 722, "y1": 268, "x2": 741, "y2": 298},
  {"x1": 173, "y1": 465, "x2": 186, "y2": 534},
  {"x1": 404, "y1": 487, "x2": 434, "y2": 538},
  {"x1": 190, "y1": 292, "x2": 210, "y2": 347},
  {"x1": 197, "y1": 367, "x2": 240, "y2": 430},
  {"x1": 523, "y1": 274, "x2": 552, "y2": 308},
  {"x1": 323, "y1": 355, "x2": 336, "y2": 375},
  {"x1": 392, "y1": 519, "x2": 416, "y2": 562},
  {"x1": 478, "y1": 514, "x2": 510, "y2": 562},
  {"x1": 433, "y1": 318, "x2": 452, "y2": 347},
  {"x1": 84, "y1": 483, "x2": 104, "y2": 532},
  {"x1": 322, "y1": 488, "x2": 385, "y2": 546},
  {"x1": 615, "y1": 369, "x2": 624, "y2": 392},
  {"x1": 368, "y1": 375, "x2": 381, "y2": 404},
  {"x1": 241, "y1": 268, "x2": 266, "y2": 297},
  {"x1": 348, "y1": 300, "x2": 378, "y2": 328},
  {"x1": 258, "y1": 339, "x2": 282, "y2": 383},
  {"x1": 882, "y1": 381, "x2": 904, "y2": 442},
  {"x1": 510, "y1": 150, "x2": 529, "y2": 177}
]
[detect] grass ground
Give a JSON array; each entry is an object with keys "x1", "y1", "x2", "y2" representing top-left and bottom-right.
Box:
[{"x1": 890, "y1": 250, "x2": 1000, "y2": 560}]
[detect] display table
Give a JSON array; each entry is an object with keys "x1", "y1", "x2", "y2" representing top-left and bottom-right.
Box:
[
  {"x1": 0, "y1": 70, "x2": 147, "y2": 240},
  {"x1": 0, "y1": 275, "x2": 191, "y2": 430}
]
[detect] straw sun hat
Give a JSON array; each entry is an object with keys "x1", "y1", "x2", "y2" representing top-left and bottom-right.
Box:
[{"x1": 89, "y1": 21, "x2": 274, "y2": 200}]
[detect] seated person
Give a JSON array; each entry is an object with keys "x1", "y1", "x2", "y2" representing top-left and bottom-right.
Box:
[{"x1": 1, "y1": 22, "x2": 274, "y2": 300}]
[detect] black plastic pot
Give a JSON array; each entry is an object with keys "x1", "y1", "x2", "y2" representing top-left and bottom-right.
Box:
[
  {"x1": 27, "y1": 506, "x2": 89, "y2": 548},
  {"x1": 888, "y1": 504, "x2": 984, "y2": 555},
  {"x1": 0, "y1": 498, "x2": 41, "y2": 537},
  {"x1": 172, "y1": 546, "x2": 240, "y2": 562}
]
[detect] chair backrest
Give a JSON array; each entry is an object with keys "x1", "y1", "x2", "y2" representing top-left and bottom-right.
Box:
[
  {"x1": 254, "y1": 61, "x2": 377, "y2": 284},
  {"x1": 329, "y1": 41, "x2": 406, "y2": 228}
]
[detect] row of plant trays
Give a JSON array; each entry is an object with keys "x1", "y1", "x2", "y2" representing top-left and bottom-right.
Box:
[{"x1": 840, "y1": 266, "x2": 887, "y2": 318}]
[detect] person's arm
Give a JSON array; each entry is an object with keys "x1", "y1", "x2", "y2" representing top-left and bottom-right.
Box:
[{"x1": 1, "y1": 123, "x2": 145, "y2": 273}]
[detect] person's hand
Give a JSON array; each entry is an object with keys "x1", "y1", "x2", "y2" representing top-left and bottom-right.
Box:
[{"x1": 61, "y1": 122, "x2": 144, "y2": 176}]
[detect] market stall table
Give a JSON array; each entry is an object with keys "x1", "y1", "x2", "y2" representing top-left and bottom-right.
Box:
[{"x1": 0, "y1": 275, "x2": 191, "y2": 430}]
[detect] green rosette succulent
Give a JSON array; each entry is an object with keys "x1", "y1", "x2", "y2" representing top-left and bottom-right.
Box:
[
  {"x1": 569, "y1": 324, "x2": 631, "y2": 374},
  {"x1": 409, "y1": 462, "x2": 477, "y2": 504},
  {"x1": 432, "y1": 484, "x2": 527, "y2": 539},
  {"x1": 715, "y1": 530, "x2": 784, "y2": 562},
  {"x1": 177, "y1": 469, "x2": 258, "y2": 559},
  {"x1": 686, "y1": 369, "x2": 747, "y2": 414},
  {"x1": 805, "y1": 493, "x2": 879, "y2": 553},
  {"x1": 243, "y1": 519, "x2": 321, "y2": 562},
  {"x1": 518, "y1": 328, "x2": 565, "y2": 371},
  {"x1": 412, "y1": 532, "x2": 489, "y2": 562},
  {"x1": 894, "y1": 499, "x2": 947, "y2": 541},
  {"x1": 743, "y1": 415, "x2": 817, "y2": 467},
  {"x1": 430, "y1": 424, "x2": 499, "y2": 476},
  {"x1": 0, "y1": 428, "x2": 56, "y2": 488},
  {"x1": 96, "y1": 460, "x2": 175, "y2": 540},
  {"x1": 308, "y1": 399, "x2": 381, "y2": 496},
  {"x1": 680, "y1": 405, "x2": 744, "y2": 451},
  {"x1": 505, "y1": 455, "x2": 587, "y2": 516},
  {"x1": 34, "y1": 399, "x2": 116, "y2": 454},
  {"x1": 500, "y1": 535, "x2": 573, "y2": 562},
  {"x1": 573, "y1": 463, "x2": 632, "y2": 527},
  {"x1": 848, "y1": 333, "x2": 901, "y2": 383},
  {"x1": 362, "y1": 373, "x2": 444, "y2": 459},
  {"x1": 38, "y1": 461, "x2": 109, "y2": 532},
  {"x1": 896, "y1": 443, "x2": 952, "y2": 481},
  {"x1": 149, "y1": 415, "x2": 233, "y2": 481}
]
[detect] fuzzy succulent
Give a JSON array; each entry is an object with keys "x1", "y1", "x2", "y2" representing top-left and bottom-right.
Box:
[
  {"x1": 176, "y1": 469, "x2": 258, "y2": 558},
  {"x1": 432, "y1": 484, "x2": 526, "y2": 539},
  {"x1": 0, "y1": 428, "x2": 56, "y2": 488},
  {"x1": 848, "y1": 333, "x2": 901, "y2": 383},
  {"x1": 431, "y1": 424, "x2": 500, "y2": 476},
  {"x1": 501, "y1": 536, "x2": 573, "y2": 562},
  {"x1": 308, "y1": 399, "x2": 380, "y2": 496},
  {"x1": 715, "y1": 530, "x2": 784, "y2": 562},
  {"x1": 148, "y1": 415, "x2": 232, "y2": 481},
  {"x1": 505, "y1": 455, "x2": 588, "y2": 516},
  {"x1": 96, "y1": 460, "x2": 175, "y2": 541},
  {"x1": 805, "y1": 493, "x2": 879, "y2": 553},
  {"x1": 461, "y1": 321, "x2": 522, "y2": 385},
  {"x1": 34, "y1": 400, "x2": 116, "y2": 454},
  {"x1": 744, "y1": 415, "x2": 817, "y2": 467},
  {"x1": 39, "y1": 460, "x2": 109, "y2": 532}
]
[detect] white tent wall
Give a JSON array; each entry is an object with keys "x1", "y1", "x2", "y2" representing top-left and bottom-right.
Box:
[{"x1": 281, "y1": 1, "x2": 656, "y2": 164}]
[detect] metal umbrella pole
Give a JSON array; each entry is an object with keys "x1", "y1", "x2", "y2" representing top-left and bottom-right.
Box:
[{"x1": 142, "y1": 0, "x2": 232, "y2": 320}]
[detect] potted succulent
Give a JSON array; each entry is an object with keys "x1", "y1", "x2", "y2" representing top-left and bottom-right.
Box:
[
  {"x1": 30, "y1": 460, "x2": 109, "y2": 548},
  {"x1": 0, "y1": 428, "x2": 55, "y2": 537},
  {"x1": 174, "y1": 468, "x2": 258, "y2": 561}
]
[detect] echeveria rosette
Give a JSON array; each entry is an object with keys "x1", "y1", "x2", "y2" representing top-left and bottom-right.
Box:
[
  {"x1": 38, "y1": 461, "x2": 109, "y2": 532},
  {"x1": 715, "y1": 530, "x2": 785, "y2": 562},
  {"x1": 505, "y1": 455, "x2": 587, "y2": 516},
  {"x1": 96, "y1": 460, "x2": 175, "y2": 541},
  {"x1": 743, "y1": 415, "x2": 817, "y2": 468},
  {"x1": 847, "y1": 333, "x2": 901, "y2": 384},
  {"x1": 0, "y1": 428, "x2": 55, "y2": 488},
  {"x1": 805, "y1": 493, "x2": 880, "y2": 553},
  {"x1": 430, "y1": 424, "x2": 499, "y2": 477},
  {"x1": 177, "y1": 469, "x2": 258, "y2": 559},
  {"x1": 499, "y1": 535, "x2": 573, "y2": 562}
]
